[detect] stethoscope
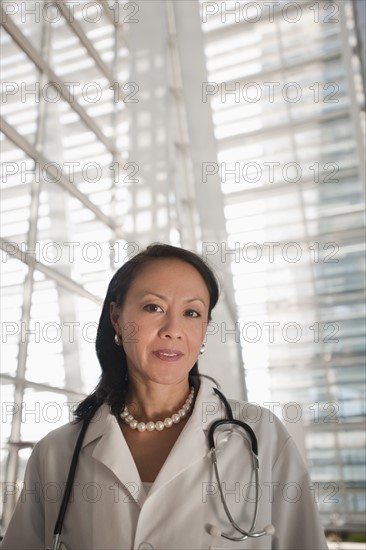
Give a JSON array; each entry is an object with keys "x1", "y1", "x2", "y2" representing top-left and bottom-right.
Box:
[
  {"x1": 208, "y1": 386, "x2": 275, "y2": 542},
  {"x1": 47, "y1": 384, "x2": 275, "y2": 549}
]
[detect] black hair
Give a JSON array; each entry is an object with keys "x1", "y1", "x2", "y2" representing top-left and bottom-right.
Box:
[{"x1": 74, "y1": 243, "x2": 220, "y2": 421}]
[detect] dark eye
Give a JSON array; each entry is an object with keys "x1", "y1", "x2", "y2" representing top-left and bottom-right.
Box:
[
  {"x1": 185, "y1": 309, "x2": 200, "y2": 318},
  {"x1": 144, "y1": 303, "x2": 163, "y2": 313}
]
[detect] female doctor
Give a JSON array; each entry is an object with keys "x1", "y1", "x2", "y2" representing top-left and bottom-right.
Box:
[{"x1": 2, "y1": 243, "x2": 329, "y2": 550}]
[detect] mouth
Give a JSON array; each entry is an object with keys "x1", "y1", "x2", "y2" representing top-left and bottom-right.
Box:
[{"x1": 153, "y1": 349, "x2": 183, "y2": 361}]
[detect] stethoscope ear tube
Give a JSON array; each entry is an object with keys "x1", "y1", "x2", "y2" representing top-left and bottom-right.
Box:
[
  {"x1": 211, "y1": 388, "x2": 258, "y2": 455},
  {"x1": 208, "y1": 387, "x2": 273, "y2": 542},
  {"x1": 208, "y1": 418, "x2": 258, "y2": 453},
  {"x1": 51, "y1": 418, "x2": 90, "y2": 547},
  {"x1": 212, "y1": 388, "x2": 233, "y2": 420}
]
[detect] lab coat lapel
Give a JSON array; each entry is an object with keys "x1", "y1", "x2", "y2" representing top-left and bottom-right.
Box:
[
  {"x1": 151, "y1": 378, "x2": 221, "y2": 494},
  {"x1": 78, "y1": 380, "x2": 222, "y2": 502},
  {"x1": 151, "y1": 421, "x2": 208, "y2": 494},
  {"x1": 81, "y1": 404, "x2": 143, "y2": 505}
]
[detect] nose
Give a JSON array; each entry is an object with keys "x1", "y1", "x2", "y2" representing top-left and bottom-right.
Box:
[{"x1": 158, "y1": 312, "x2": 182, "y2": 340}]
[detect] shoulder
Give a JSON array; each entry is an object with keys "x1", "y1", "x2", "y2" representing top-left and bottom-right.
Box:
[
  {"x1": 25, "y1": 418, "x2": 82, "y2": 476},
  {"x1": 197, "y1": 377, "x2": 291, "y2": 443},
  {"x1": 227, "y1": 395, "x2": 309, "y2": 470},
  {"x1": 35, "y1": 416, "x2": 82, "y2": 451},
  {"x1": 227, "y1": 395, "x2": 300, "y2": 462},
  {"x1": 28, "y1": 403, "x2": 112, "y2": 469},
  {"x1": 228, "y1": 396, "x2": 286, "y2": 425},
  {"x1": 228, "y1": 396, "x2": 291, "y2": 436}
]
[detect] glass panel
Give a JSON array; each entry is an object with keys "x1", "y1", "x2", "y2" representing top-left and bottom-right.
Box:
[{"x1": 20, "y1": 389, "x2": 71, "y2": 443}]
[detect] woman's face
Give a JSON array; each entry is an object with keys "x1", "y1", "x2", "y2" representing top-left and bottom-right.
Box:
[{"x1": 110, "y1": 258, "x2": 210, "y2": 387}]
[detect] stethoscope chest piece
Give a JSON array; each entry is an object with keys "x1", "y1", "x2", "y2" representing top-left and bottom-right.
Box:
[
  {"x1": 46, "y1": 541, "x2": 68, "y2": 550},
  {"x1": 46, "y1": 534, "x2": 68, "y2": 550}
]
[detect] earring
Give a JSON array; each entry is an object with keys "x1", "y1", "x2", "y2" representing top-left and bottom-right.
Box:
[
  {"x1": 199, "y1": 343, "x2": 206, "y2": 355},
  {"x1": 114, "y1": 333, "x2": 121, "y2": 346}
]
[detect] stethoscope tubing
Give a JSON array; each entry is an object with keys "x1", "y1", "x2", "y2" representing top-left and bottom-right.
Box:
[
  {"x1": 49, "y1": 385, "x2": 267, "y2": 548},
  {"x1": 209, "y1": 387, "x2": 261, "y2": 541},
  {"x1": 49, "y1": 416, "x2": 91, "y2": 549}
]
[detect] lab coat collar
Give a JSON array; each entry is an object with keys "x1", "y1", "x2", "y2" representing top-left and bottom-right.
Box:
[
  {"x1": 80, "y1": 403, "x2": 142, "y2": 504},
  {"x1": 151, "y1": 377, "x2": 222, "y2": 495},
  {"x1": 78, "y1": 378, "x2": 223, "y2": 506},
  {"x1": 80, "y1": 402, "x2": 119, "y2": 449}
]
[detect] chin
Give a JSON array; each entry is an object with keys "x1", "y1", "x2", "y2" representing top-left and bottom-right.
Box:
[{"x1": 149, "y1": 371, "x2": 191, "y2": 386}]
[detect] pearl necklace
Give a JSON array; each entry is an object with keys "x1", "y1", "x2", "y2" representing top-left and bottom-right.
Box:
[{"x1": 121, "y1": 387, "x2": 195, "y2": 432}]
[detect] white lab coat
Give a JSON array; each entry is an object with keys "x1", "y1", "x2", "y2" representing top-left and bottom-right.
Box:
[{"x1": 2, "y1": 377, "x2": 328, "y2": 550}]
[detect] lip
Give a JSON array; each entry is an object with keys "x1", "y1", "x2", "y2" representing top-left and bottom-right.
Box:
[{"x1": 153, "y1": 349, "x2": 184, "y2": 361}]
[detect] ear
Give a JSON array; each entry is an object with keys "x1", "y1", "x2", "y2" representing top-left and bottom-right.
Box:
[{"x1": 110, "y1": 302, "x2": 120, "y2": 330}]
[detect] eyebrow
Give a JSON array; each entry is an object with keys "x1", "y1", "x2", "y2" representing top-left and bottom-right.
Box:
[{"x1": 139, "y1": 291, "x2": 207, "y2": 306}]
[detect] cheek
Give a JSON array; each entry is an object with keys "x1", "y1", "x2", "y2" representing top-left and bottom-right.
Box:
[
  {"x1": 121, "y1": 316, "x2": 156, "y2": 346},
  {"x1": 188, "y1": 324, "x2": 205, "y2": 349},
  {"x1": 120, "y1": 322, "x2": 140, "y2": 344},
  {"x1": 196, "y1": 320, "x2": 207, "y2": 339}
]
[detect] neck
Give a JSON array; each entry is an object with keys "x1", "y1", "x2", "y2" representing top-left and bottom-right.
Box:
[{"x1": 125, "y1": 379, "x2": 191, "y2": 422}]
